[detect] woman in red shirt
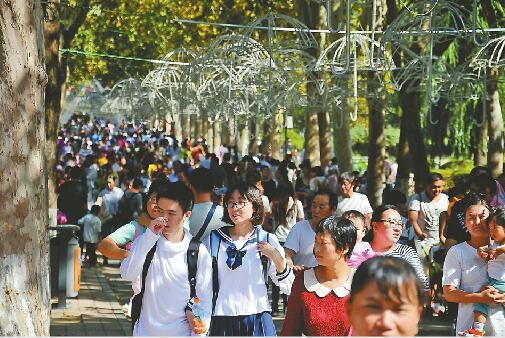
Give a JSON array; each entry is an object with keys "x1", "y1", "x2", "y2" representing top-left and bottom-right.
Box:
[{"x1": 281, "y1": 216, "x2": 356, "y2": 336}]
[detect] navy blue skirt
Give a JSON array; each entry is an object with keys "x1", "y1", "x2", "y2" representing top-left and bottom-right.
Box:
[{"x1": 209, "y1": 311, "x2": 277, "y2": 336}]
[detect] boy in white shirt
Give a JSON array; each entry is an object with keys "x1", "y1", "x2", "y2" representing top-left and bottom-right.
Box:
[
  {"x1": 120, "y1": 182, "x2": 212, "y2": 336},
  {"x1": 78, "y1": 205, "x2": 102, "y2": 266}
]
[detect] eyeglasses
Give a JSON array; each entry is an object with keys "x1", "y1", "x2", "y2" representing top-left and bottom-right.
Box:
[
  {"x1": 379, "y1": 219, "x2": 404, "y2": 229},
  {"x1": 154, "y1": 205, "x2": 177, "y2": 217},
  {"x1": 225, "y1": 201, "x2": 248, "y2": 210}
]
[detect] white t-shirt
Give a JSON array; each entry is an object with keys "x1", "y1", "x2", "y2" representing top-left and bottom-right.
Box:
[
  {"x1": 78, "y1": 214, "x2": 102, "y2": 243},
  {"x1": 488, "y1": 242, "x2": 505, "y2": 281},
  {"x1": 284, "y1": 220, "x2": 318, "y2": 268},
  {"x1": 442, "y1": 242, "x2": 503, "y2": 335},
  {"x1": 335, "y1": 192, "x2": 373, "y2": 217},
  {"x1": 262, "y1": 195, "x2": 271, "y2": 214},
  {"x1": 99, "y1": 187, "x2": 124, "y2": 216},
  {"x1": 274, "y1": 198, "x2": 304, "y2": 243},
  {"x1": 188, "y1": 202, "x2": 225, "y2": 240},
  {"x1": 120, "y1": 229, "x2": 213, "y2": 336},
  {"x1": 409, "y1": 192, "x2": 449, "y2": 241}
]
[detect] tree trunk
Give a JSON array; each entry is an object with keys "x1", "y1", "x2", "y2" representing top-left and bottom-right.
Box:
[
  {"x1": 239, "y1": 122, "x2": 250, "y2": 157},
  {"x1": 0, "y1": 0, "x2": 50, "y2": 334},
  {"x1": 213, "y1": 121, "x2": 221, "y2": 152},
  {"x1": 270, "y1": 110, "x2": 283, "y2": 160},
  {"x1": 333, "y1": 106, "x2": 353, "y2": 173},
  {"x1": 486, "y1": 68, "x2": 503, "y2": 177},
  {"x1": 318, "y1": 110, "x2": 333, "y2": 166},
  {"x1": 248, "y1": 118, "x2": 259, "y2": 155},
  {"x1": 399, "y1": 86, "x2": 431, "y2": 188},
  {"x1": 43, "y1": 0, "x2": 61, "y2": 210},
  {"x1": 304, "y1": 110, "x2": 320, "y2": 165},
  {"x1": 366, "y1": 73, "x2": 385, "y2": 208},
  {"x1": 396, "y1": 109, "x2": 411, "y2": 196},
  {"x1": 474, "y1": 99, "x2": 488, "y2": 167}
]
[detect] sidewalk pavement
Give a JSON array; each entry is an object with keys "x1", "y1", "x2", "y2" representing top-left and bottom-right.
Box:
[
  {"x1": 50, "y1": 260, "x2": 452, "y2": 336},
  {"x1": 50, "y1": 261, "x2": 132, "y2": 336}
]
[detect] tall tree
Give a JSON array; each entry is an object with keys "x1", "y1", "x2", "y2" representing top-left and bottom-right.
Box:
[
  {"x1": 0, "y1": 0, "x2": 50, "y2": 334},
  {"x1": 365, "y1": 0, "x2": 388, "y2": 207},
  {"x1": 486, "y1": 67, "x2": 503, "y2": 177},
  {"x1": 43, "y1": 0, "x2": 92, "y2": 208},
  {"x1": 481, "y1": 0, "x2": 503, "y2": 176}
]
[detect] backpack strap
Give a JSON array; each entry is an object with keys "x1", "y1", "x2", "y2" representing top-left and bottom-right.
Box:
[
  {"x1": 187, "y1": 237, "x2": 201, "y2": 299},
  {"x1": 130, "y1": 243, "x2": 157, "y2": 330},
  {"x1": 194, "y1": 203, "x2": 217, "y2": 241},
  {"x1": 256, "y1": 227, "x2": 270, "y2": 288},
  {"x1": 210, "y1": 231, "x2": 221, "y2": 313}
]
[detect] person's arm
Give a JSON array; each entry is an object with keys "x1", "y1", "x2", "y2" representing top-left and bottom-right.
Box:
[
  {"x1": 408, "y1": 210, "x2": 427, "y2": 240},
  {"x1": 97, "y1": 237, "x2": 129, "y2": 260},
  {"x1": 284, "y1": 248, "x2": 296, "y2": 268},
  {"x1": 443, "y1": 285, "x2": 505, "y2": 305},
  {"x1": 439, "y1": 211, "x2": 448, "y2": 245},
  {"x1": 259, "y1": 236, "x2": 294, "y2": 295},
  {"x1": 120, "y1": 218, "x2": 163, "y2": 281}
]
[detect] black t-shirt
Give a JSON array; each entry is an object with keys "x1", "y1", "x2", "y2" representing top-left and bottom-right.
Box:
[
  {"x1": 445, "y1": 196, "x2": 473, "y2": 244},
  {"x1": 262, "y1": 179, "x2": 277, "y2": 201},
  {"x1": 57, "y1": 180, "x2": 88, "y2": 223}
]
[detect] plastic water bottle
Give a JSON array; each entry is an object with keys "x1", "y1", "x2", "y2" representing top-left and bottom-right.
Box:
[{"x1": 192, "y1": 297, "x2": 207, "y2": 334}]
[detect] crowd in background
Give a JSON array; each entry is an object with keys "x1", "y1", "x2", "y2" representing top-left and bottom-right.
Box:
[{"x1": 55, "y1": 114, "x2": 505, "y2": 337}]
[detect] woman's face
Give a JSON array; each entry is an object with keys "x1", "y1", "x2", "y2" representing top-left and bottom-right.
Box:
[
  {"x1": 346, "y1": 281, "x2": 423, "y2": 336},
  {"x1": 226, "y1": 190, "x2": 254, "y2": 225},
  {"x1": 372, "y1": 209, "x2": 403, "y2": 247},
  {"x1": 313, "y1": 230, "x2": 346, "y2": 266},
  {"x1": 465, "y1": 204, "x2": 490, "y2": 238},
  {"x1": 340, "y1": 179, "x2": 354, "y2": 197}
]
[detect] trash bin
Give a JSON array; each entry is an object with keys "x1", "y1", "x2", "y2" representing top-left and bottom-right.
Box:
[
  {"x1": 66, "y1": 236, "x2": 81, "y2": 298},
  {"x1": 49, "y1": 224, "x2": 80, "y2": 308}
]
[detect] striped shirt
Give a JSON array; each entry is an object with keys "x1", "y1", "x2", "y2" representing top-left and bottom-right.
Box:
[{"x1": 383, "y1": 243, "x2": 430, "y2": 291}]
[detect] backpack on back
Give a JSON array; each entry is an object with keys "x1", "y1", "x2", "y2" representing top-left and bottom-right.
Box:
[{"x1": 130, "y1": 203, "x2": 217, "y2": 330}]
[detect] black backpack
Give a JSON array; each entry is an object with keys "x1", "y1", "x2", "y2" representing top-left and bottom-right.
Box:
[{"x1": 130, "y1": 203, "x2": 217, "y2": 330}]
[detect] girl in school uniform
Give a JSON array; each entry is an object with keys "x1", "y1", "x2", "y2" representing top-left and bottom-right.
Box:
[{"x1": 209, "y1": 182, "x2": 294, "y2": 336}]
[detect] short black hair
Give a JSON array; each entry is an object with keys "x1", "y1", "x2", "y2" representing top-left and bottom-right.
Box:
[
  {"x1": 316, "y1": 216, "x2": 357, "y2": 259},
  {"x1": 156, "y1": 181, "x2": 194, "y2": 213},
  {"x1": 131, "y1": 177, "x2": 143, "y2": 189},
  {"x1": 246, "y1": 171, "x2": 262, "y2": 185},
  {"x1": 371, "y1": 204, "x2": 400, "y2": 222},
  {"x1": 147, "y1": 177, "x2": 170, "y2": 197},
  {"x1": 188, "y1": 167, "x2": 214, "y2": 193},
  {"x1": 91, "y1": 204, "x2": 101, "y2": 215},
  {"x1": 313, "y1": 188, "x2": 338, "y2": 209},
  {"x1": 342, "y1": 210, "x2": 366, "y2": 228},
  {"x1": 349, "y1": 256, "x2": 425, "y2": 305},
  {"x1": 222, "y1": 182, "x2": 264, "y2": 226},
  {"x1": 489, "y1": 206, "x2": 505, "y2": 228},
  {"x1": 429, "y1": 172, "x2": 444, "y2": 182}
]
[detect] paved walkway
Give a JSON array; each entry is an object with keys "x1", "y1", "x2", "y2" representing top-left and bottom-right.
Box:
[
  {"x1": 50, "y1": 262, "x2": 131, "y2": 336},
  {"x1": 50, "y1": 260, "x2": 453, "y2": 336}
]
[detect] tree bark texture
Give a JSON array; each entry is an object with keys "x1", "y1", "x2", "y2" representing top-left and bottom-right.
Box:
[
  {"x1": 43, "y1": 0, "x2": 90, "y2": 208},
  {"x1": 366, "y1": 73, "x2": 385, "y2": 208},
  {"x1": 486, "y1": 68, "x2": 503, "y2": 177},
  {"x1": 396, "y1": 109, "x2": 411, "y2": 196},
  {"x1": 304, "y1": 110, "x2": 321, "y2": 165},
  {"x1": 333, "y1": 106, "x2": 353, "y2": 173},
  {"x1": 473, "y1": 99, "x2": 488, "y2": 167},
  {"x1": 0, "y1": 0, "x2": 50, "y2": 335},
  {"x1": 399, "y1": 86, "x2": 431, "y2": 188}
]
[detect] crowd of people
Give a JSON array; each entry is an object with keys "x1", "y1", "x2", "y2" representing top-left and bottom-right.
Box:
[{"x1": 55, "y1": 114, "x2": 505, "y2": 336}]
